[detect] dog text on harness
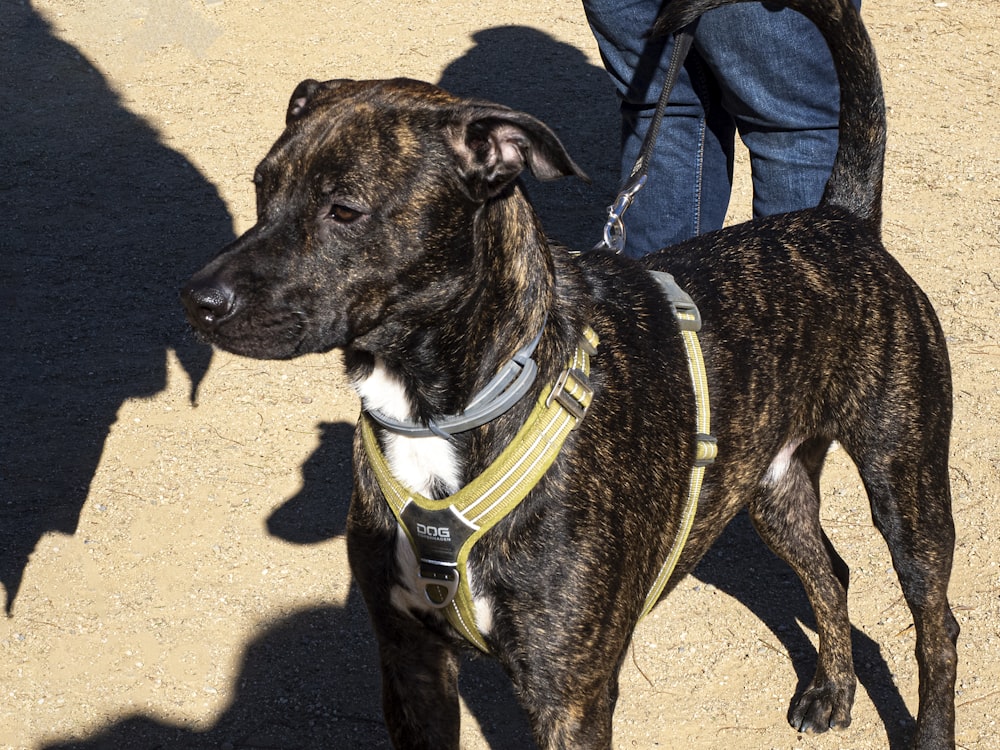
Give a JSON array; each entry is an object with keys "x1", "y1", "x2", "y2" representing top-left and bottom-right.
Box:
[{"x1": 416, "y1": 523, "x2": 452, "y2": 541}]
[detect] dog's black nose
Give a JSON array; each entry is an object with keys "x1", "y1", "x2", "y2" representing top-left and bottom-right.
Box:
[{"x1": 181, "y1": 277, "x2": 236, "y2": 331}]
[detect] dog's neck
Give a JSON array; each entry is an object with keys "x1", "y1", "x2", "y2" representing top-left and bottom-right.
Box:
[
  {"x1": 352, "y1": 187, "x2": 562, "y2": 419},
  {"x1": 348, "y1": 186, "x2": 583, "y2": 494}
]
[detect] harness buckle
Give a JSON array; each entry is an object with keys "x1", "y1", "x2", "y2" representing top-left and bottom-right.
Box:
[
  {"x1": 417, "y1": 561, "x2": 461, "y2": 608},
  {"x1": 671, "y1": 297, "x2": 702, "y2": 332},
  {"x1": 546, "y1": 367, "x2": 593, "y2": 425},
  {"x1": 648, "y1": 270, "x2": 703, "y2": 332},
  {"x1": 695, "y1": 433, "x2": 718, "y2": 467}
]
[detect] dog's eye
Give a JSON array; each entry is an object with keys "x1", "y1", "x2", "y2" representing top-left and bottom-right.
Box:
[{"x1": 329, "y1": 204, "x2": 364, "y2": 223}]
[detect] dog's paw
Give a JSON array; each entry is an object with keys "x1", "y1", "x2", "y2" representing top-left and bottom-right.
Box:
[{"x1": 788, "y1": 684, "x2": 854, "y2": 734}]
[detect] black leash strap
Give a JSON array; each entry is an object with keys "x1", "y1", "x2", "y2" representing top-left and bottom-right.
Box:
[{"x1": 595, "y1": 25, "x2": 695, "y2": 254}]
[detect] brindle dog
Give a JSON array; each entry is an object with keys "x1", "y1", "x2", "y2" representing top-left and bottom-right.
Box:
[{"x1": 181, "y1": 0, "x2": 958, "y2": 747}]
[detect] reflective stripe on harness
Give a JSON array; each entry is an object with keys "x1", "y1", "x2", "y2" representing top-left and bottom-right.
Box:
[
  {"x1": 361, "y1": 328, "x2": 599, "y2": 653},
  {"x1": 640, "y1": 271, "x2": 717, "y2": 619}
]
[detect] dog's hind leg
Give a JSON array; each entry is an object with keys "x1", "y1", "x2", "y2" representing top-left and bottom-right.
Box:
[
  {"x1": 749, "y1": 436, "x2": 857, "y2": 734},
  {"x1": 853, "y1": 440, "x2": 959, "y2": 749}
]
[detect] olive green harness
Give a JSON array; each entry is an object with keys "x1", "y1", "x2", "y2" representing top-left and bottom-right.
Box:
[{"x1": 361, "y1": 272, "x2": 716, "y2": 652}]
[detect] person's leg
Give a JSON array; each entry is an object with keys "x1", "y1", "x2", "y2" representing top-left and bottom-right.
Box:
[
  {"x1": 584, "y1": 0, "x2": 735, "y2": 256},
  {"x1": 694, "y1": 2, "x2": 859, "y2": 217}
]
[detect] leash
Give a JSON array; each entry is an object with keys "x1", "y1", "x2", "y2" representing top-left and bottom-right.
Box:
[
  {"x1": 596, "y1": 25, "x2": 695, "y2": 254},
  {"x1": 362, "y1": 328, "x2": 600, "y2": 653}
]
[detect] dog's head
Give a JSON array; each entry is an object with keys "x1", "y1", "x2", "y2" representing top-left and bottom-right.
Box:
[{"x1": 180, "y1": 78, "x2": 586, "y2": 361}]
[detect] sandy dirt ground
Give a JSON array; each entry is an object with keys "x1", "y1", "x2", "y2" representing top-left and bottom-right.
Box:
[{"x1": 1, "y1": 0, "x2": 997, "y2": 748}]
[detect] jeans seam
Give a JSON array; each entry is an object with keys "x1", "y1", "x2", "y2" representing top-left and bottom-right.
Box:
[
  {"x1": 690, "y1": 58, "x2": 714, "y2": 239},
  {"x1": 694, "y1": 118, "x2": 706, "y2": 237}
]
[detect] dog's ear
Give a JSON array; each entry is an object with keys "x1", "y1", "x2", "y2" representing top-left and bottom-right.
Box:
[
  {"x1": 451, "y1": 107, "x2": 589, "y2": 200},
  {"x1": 286, "y1": 79, "x2": 357, "y2": 125},
  {"x1": 287, "y1": 79, "x2": 324, "y2": 124}
]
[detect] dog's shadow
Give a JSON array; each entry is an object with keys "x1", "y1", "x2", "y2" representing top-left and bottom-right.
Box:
[
  {"x1": 42, "y1": 587, "x2": 394, "y2": 750},
  {"x1": 693, "y1": 511, "x2": 915, "y2": 749}
]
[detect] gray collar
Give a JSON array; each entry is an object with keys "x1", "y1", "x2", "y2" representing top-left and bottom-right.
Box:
[{"x1": 364, "y1": 317, "x2": 546, "y2": 440}]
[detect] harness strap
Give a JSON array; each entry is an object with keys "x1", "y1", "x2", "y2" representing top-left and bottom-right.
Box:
[
  {"x1": 362, "y1": 328, "x2": 600, "y2": 653},
  {"x1": 364, "y1": 271, "x2": 714, "y2": 645},
  {"x1": 640, "y1": 271, "x2": 717, "y2": 619}
]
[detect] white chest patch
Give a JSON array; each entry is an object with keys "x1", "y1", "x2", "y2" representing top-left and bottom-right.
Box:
[
  {"x1": 353, "y1": 359, "x2": 462, "y2": 496},
  {"x1": 354, "y1": 360, "x2": 494, "y2": 634}
]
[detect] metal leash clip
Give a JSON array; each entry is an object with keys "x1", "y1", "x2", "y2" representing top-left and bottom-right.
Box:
[{"x1": 596, "y1": 174, "x2": 647, "y2": 254}]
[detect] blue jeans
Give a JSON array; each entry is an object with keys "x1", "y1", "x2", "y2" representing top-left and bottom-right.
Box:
[{"x1": 584, "y1": 0, "x2": 861, "y2": 257}]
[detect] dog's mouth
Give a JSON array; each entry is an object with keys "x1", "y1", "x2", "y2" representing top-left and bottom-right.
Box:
[
  {"x1": 189, "y1": 314, "x2": 313, "y2": 360},
  {"x1": 180, "y1": 277, "x2": 323, "y2": 360}
]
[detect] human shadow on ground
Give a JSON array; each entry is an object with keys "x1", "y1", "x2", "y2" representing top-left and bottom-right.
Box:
[{"x1": 0, "y1": 3, "x2": 232, "y2": 613}]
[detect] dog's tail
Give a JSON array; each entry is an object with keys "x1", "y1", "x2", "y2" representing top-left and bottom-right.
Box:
[{"x1": 653, "y1": 0, "x2": 885, "y2": 232}]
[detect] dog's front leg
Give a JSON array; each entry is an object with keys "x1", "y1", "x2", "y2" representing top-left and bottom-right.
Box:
[
  {"x1": 375, "y1": 611, "x2": 461, "y2": 750},
  {"x1": 348, "y1": 513, "x2": 462, "y2": 748},
  {"x1": 504, "y1": 647, "x2": 622, "y2": 750},
  {"x1": 527, "y1": 693, "x2": 616, "y2": 750}
]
